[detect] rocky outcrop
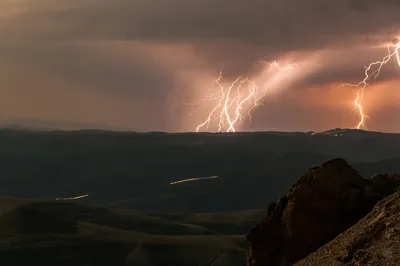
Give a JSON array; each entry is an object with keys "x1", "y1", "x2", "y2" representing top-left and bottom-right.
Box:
[
  {"x1": 246, "y1": 158, "x2": 399, "y2": 266},
  {"x1": 370, "y1": 173, "x2": 400, "y2": 195},
  {"x1": 296, "y1": 189, "x2": 400, "y2": 266}
]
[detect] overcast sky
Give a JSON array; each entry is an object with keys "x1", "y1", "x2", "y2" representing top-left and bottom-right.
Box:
[{"x1": 1, "y1": 0, "x2": 400, "y2": 132}]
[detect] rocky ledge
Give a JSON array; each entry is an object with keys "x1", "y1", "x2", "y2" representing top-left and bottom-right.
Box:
[{"x1": 246, "y1": 158, "x2": 400, "y2": 266}]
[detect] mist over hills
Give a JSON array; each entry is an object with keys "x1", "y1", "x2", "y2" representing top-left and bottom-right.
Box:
[{"x1": 1, "y1": 128, "x2": 400, "y2": 213}]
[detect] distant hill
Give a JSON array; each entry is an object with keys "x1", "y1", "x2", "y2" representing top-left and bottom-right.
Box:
[
  {"x1": 0, "y1": 197, "x2": 263, "y2": 266},
  {"x1": 0, "y1": 118, "x2": 131, "y2": 132},
  {"x1": 1, "y1": 129, "x2": 400, "y2": 213}
]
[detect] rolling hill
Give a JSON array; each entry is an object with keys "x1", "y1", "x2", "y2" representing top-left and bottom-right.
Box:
[
  {"x1": 1, "y1": 128, "x2": 400, "y2": 213},
  {"x1": 0, "y1": 197, "x2": 263, "y2": 266}
]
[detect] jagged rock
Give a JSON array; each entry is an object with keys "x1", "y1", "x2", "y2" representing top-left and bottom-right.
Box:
[
  {"x1": 296, "y1": 189, "x2": 400, "y2": 266},
  {"x1": 370, "y1": 173, "x2": 400, "y2": 195},
  {"x1": 246, "y1": 158, "x2": 397, "y2": 266}
]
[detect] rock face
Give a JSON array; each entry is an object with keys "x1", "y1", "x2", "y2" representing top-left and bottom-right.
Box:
[
  {"x1": 246, "y1": 158, "x2": 397, "y2": 266},
  {"x1": 296, "y1": 189, "x2": 400, "y2": 266}
]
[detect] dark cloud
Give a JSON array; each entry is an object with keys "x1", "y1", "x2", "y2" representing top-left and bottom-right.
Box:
[
  {"x1": 0, "y1": 42, "x2": 175, "y2": 99},
  {"x1": 3, "y1": 0, "x2": 400, "y2": 79},
  {"x1": 0, "y1": 40, "x2": 210, "y2": 131},
  {"x1": 1, "y1": 0, "x2": 400, "y2": 131},
  {"x1": 298, "y1": 63, "x2": 400, "y2": 90},
  {"x1": 4, "y1": 1, "x2": 400, "y2": 52}
]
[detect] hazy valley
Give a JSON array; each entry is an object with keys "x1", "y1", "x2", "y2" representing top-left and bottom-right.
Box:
[
  {"x1": 1, "y1": 128, "x2": 400, "y2": 265},
  {"x1": 1, "y1": 128, "x2": 400, "y2": 213}
]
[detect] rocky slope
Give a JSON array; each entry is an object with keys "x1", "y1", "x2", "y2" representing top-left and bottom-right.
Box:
[
  {"x1": 296, "y1": 188, "x2": 400, "y2": 266},
  {"x1": 246, "y1": 159, "x2": 400, "y2": 266}
]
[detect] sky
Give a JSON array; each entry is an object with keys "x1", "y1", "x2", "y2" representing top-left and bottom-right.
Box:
[{"x1": 1, "y1": 0, "x2": 400, "y2": 132}]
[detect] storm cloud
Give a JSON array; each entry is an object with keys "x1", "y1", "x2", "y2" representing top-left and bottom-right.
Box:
[{"x1": 1, "y1": 0, "x2": 400, "y2": 132}]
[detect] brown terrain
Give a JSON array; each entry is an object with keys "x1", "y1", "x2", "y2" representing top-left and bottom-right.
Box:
[{"x1": 246, "y1": 158, "x2": 400, "y2": 266}]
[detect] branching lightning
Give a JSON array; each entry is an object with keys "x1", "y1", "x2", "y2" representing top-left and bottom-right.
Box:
[
  {"x1": 187, "y1": 41, "x2": 400, "y2": 133},
  {"x1": 192, "y1": 68, "x2": 260, "y2": 133},
  {"x1": 340, "y1": 41, "x2": 400, "y2": 129},
  {"x1": 260, "y1": 60, "x2": 301, "y2": 72},
  {"x1": 192, "y1": 61, "x2": 300, "y2": 133}
]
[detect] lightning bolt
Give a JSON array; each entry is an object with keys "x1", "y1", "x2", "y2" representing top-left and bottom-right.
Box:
[
  {"x1": 194, "y1": 67, "x2": 261, "y2": 133},
  {"x1": 193, "y1": 61, "x2": 306, "y2": 133},
  {"x1": 340, "y1": 41, "x2": 400, "y2": 129},
  {"x1": 261, "y1": 60, "x2": 298, "y2": 71}
]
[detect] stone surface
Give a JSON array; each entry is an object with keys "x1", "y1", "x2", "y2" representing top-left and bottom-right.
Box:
[
  {"x1": 246, "y1": 158, "x2": 397, "y2": 266},
  {"x1": 296, "y1": 189, "x2": 400, "y2": 266}
]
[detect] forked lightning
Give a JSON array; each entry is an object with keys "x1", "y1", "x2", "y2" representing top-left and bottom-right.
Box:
[
  {"x1": 193, "y1": 62, "x2": 298, "y2": 133},
  {"x1": 340, "y1": 41, "x2": 400, "y2": 129}
]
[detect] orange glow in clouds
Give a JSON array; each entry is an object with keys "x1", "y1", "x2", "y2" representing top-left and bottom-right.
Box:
[
  {"x1": 184, "y1": 42, "x2": 400, "y2": 133},
  {"x1": 340, "y1": 41, "x2": 400, "y2": 129}
]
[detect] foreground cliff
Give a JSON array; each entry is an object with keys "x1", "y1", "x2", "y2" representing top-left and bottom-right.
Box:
[
  {"x1": 296, "y1": 189, "x2": 400, "y2": 266},
  {"x1": 246, "y1": 159, "x2": 400, "y2": 266}
]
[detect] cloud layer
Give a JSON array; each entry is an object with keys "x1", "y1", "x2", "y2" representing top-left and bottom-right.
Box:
[{"x1": 1, "y1": 0, "x2": 400, "y2": 132}]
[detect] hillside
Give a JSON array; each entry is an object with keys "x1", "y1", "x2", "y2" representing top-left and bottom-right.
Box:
[
  {"x1": 1, "y1": 129, "x2": 400, "y2": 213},
  {"x1": 2, "y1": 158, "x2": 400, "y2": 265},
  {"x1": 0, "y1": 197, "x2": 263, "y2": 266}
]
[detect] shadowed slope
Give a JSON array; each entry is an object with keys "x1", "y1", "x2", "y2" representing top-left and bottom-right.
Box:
[{"x1": 0, "y1": 197, "x2": 261, "y2": 266}]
